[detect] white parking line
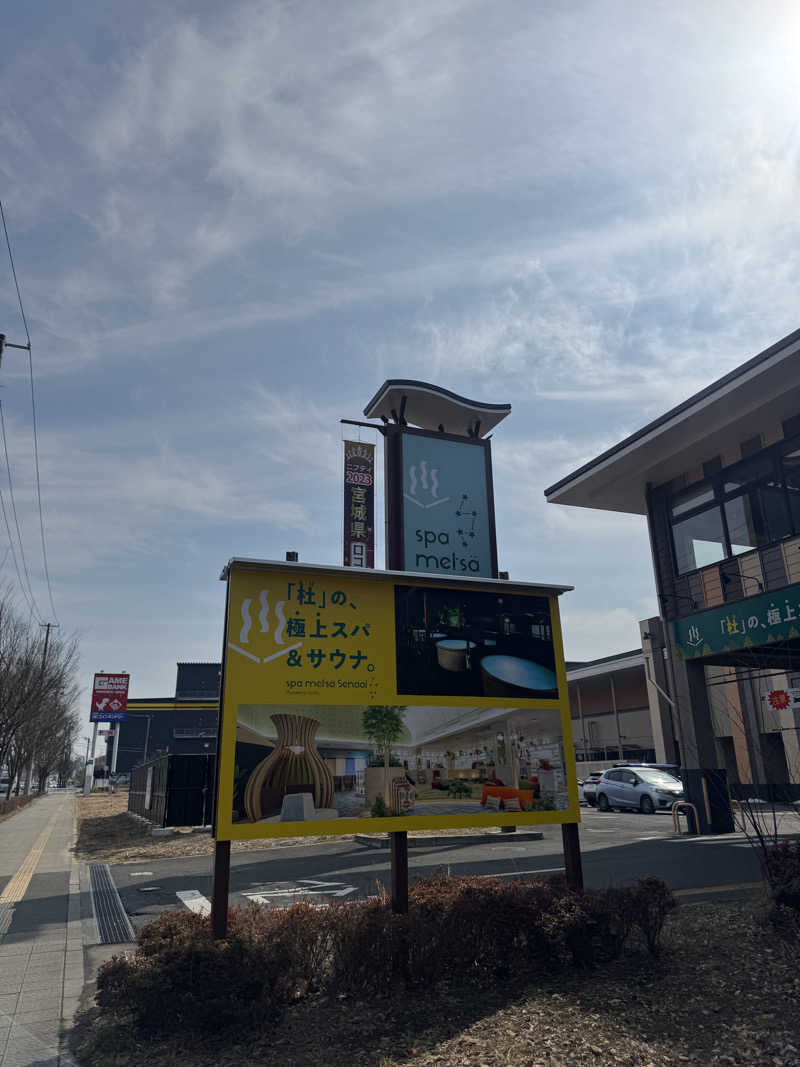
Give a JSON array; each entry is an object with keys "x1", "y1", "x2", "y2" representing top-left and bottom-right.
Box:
[{"x1": 177, "y1": 889, "x2": 211, "y2": 915}]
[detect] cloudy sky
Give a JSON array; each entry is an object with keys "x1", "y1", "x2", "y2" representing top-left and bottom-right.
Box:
[{"x1": 1, "y1": 0, "x2": 800, "y2": 713}]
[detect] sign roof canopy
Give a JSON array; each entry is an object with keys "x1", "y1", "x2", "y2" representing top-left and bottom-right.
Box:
[{"x1": 363, "y1": 379, "x2": 511, "y2": 437}]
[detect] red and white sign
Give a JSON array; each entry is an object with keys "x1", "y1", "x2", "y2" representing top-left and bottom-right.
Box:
[
  {"x1": 765, "y1": 688, "x2": 800, "y2": 713},
  {"x1": 90, "y1": 673, "x2": 130, "y2": 722}
]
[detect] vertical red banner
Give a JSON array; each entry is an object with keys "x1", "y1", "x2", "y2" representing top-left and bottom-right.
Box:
[{"x1": 343, "y1": 440, "x2": 375, "y2": 568}]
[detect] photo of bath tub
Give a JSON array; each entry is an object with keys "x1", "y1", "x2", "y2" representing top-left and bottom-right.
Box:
[{"x1": 394, "y1": 584, "x2": 559, "y2": 700}]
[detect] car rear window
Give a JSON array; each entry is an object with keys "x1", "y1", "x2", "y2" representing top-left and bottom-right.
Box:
[{"x1": 637, "y1": 770, "x2": 681, "y2": 786}]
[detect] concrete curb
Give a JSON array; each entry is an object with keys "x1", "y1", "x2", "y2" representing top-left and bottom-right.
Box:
[{"x1": 355, "y1": 830, "x2": 544, "y2": 849}]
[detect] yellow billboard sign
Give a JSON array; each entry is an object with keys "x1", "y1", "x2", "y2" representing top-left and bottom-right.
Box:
[{"x1": 215, "y1": 559, "x2": 578, "y2": 841}]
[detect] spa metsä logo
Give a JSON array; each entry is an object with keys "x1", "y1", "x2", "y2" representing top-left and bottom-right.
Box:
[{"x1": 404, "y1": 458, "x2": 450, "y2": 510}]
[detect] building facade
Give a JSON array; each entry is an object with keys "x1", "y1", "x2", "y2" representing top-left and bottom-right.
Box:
[
  {"x1": 104, "y1": 662, "x2": 220, "y2": 776},
  {"x1": 566, "y1": 650, "x2": 654, "y2": 772},
  {"x1": 546, "y1": 327, "x2": 800, "y2": 826}
]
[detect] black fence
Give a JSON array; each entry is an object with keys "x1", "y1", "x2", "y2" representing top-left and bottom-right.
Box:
[
  {"x1": 729, "y1": 781, "x2": 800, "y2": 804},
  {"x1": 128, "y1": 754, "x2": 215, "y2": 828}
]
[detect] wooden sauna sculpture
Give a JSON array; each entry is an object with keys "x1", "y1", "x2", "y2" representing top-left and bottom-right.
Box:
[{"x1": 243, "y1": 713, "x2": 334, "y2": 822}]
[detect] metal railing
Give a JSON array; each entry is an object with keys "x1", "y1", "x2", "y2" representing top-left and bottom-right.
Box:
[{"x1": 671, "y1": 800, "x2": 699, "y2": 834}]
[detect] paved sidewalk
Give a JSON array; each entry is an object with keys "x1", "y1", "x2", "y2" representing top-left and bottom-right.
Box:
[{"x1": 0, "y1": 793, "x2": 82, "y2": 1067}]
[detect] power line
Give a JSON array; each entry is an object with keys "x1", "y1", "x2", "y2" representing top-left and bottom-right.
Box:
[
  {"x1": 0, "y1": 486, "x2": 40, "y2": 620},
  {"x1": 25, "y1": 339, "x2": 58, "y2": 623},
  {"x1": 0, "y1": 199, "x2": 30, "y2": 346},
  {"x1": 0, "y1": 399, "x2": 43, "y2": 621},
  {"x1": 0, "y1": 197, "x2": 58, "y2": 624}
]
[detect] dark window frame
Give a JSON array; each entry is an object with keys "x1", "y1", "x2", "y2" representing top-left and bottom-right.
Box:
[{"x1": 667, "y1": 435, "x2": 800, "y2": 579}]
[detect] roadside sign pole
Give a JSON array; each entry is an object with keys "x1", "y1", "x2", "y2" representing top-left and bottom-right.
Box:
[
  {"x1": 111, "y1": 724, "x2": 121, "y2": 775},
  {"x1": 211, "y1": 840, "x2": 231, "y2": 939},
  {"x1": 83, "y1": 721, "x2": 98, "y2": 796},
  {"x1": 384, "y1": 427, "x2": 411, "y2": 914},
  {"x1": 561, "y1": 822, "x2": 583, "y2": 890}
]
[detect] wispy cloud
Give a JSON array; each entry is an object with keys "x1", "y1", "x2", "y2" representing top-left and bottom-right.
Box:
[{"x1": 3, "y1": 0, "x2": 800, "y2": 700}]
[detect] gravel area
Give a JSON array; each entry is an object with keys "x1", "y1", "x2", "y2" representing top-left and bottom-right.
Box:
[{"x1": 71, "y1": 892, "x2": 800, "y2": 1066}]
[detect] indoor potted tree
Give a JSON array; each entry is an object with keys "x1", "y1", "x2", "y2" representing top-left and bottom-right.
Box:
[{"x1": 362, "y1": 705, "x2": 406, "y2": 810}]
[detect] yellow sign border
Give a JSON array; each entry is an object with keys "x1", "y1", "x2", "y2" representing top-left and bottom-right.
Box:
[{"x1": 214, "y1": 560, "x2": 580, "y2": 840}]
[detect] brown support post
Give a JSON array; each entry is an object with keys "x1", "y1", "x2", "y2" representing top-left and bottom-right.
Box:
[
  {"x1": 211, "y1": 839, "x2": 231, "y2": 939},
  {"x1": 561, "y1": 822, "x2": 583, "y2": 890},
  {"x1": 390, "y1": 830, "x2": 409, "y2": 913}
]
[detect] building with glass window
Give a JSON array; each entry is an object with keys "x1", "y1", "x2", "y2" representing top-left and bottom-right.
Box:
[{"x1": 545, "y1": 328, "x2": 800, "y2": 829}]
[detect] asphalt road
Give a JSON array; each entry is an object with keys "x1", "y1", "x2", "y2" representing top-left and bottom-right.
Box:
[{"x1": 110, "y1": 807, "x2": 768, "y2": 932}]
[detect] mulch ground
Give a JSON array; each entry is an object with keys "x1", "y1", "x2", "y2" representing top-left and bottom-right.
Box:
[
  {"x1": 71, "y1": 893, "x2": 800, "y2": 1067},
  {"x1": 72, "y1": 793, "x2": 520, "y2": 863}
]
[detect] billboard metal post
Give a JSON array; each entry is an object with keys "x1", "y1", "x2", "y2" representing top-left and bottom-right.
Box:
[
  {"x1": 211, "y1": 840, "x2": 231, "y2": 939},
  {"x1": 561, "y1": 822, "x2": 583, "y2": 890},
  {"x1": 390, "y1": 830, "x2": 409, "y2": 913}
]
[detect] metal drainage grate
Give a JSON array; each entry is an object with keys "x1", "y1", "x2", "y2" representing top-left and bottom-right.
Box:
[{"x1": 89, "y1": 863, "x2": 135, "y2": 944}]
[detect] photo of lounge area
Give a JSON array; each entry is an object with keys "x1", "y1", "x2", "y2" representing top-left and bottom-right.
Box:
[
  {"x1": 231, "y1": 701, "x2": 569, "y2": 825},
  {"x1": 394, "y1": 585, "x2": 559, "y2": 700}
]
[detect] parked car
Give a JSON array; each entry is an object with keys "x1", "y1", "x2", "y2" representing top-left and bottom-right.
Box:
[
  {"x1": 595, "y1": 766, "x2": 684, "y2": 814},
  {"x1": 578, "y1": 771, "x2": 604, "y2": 807},
  {"x1": 613, "y1": 761, "x2": 682, "y2": 777}
]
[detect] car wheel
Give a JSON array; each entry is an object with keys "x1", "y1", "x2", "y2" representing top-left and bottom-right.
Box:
[
  {"x1": 597, "y1": 793, "x2": 610, "y2": 812},
  {"x1": 640, "y1": 795, "x2": 655, "y2": 815}
]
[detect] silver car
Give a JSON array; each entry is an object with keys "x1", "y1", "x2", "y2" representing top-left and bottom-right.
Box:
[{"x1": 595, "y1": 767, "x2": 684, "y2": 814}]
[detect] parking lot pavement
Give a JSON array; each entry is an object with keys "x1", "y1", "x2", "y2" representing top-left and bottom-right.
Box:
[{"x1": 103, "y1": 810, "x2": 769, "y2": 933}]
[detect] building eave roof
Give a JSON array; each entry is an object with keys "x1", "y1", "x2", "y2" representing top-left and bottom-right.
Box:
[
  {"x1": 544, "y1": 326, "x2": 800, "y2": 514},
  {"x1": 565, "y1": 650, "x2": 644, "y2": 682}
]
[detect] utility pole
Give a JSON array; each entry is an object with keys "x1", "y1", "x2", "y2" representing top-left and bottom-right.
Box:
[
  {"x1": 0, "y1": 333, "x2": 30, "y2": 371},
  {"x1": 40, "y1": 621, "x2": 56, "y2": 671}
]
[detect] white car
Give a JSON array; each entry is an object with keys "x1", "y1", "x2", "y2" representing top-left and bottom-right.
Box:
[
  {"x1": 578, "y1": 772, "x2": 604, "y2": 806},
  {"x1": 595, "y1": 767, "x2": 684, "y2": 814}
]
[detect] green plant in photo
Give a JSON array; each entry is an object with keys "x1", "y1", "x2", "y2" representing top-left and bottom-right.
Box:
[
  {"x1": 527, "y1": 793, "x2": 556, "y2": 811},
  {"x1": 370, "y1": 794, "x2": 388, "y2": 818},
  {"x1": 362, "y1": 705, "x2": 406, "y2": 805},
  {"x1": 448, "y1": 780, "x2": 471, "y2": 798},
  {"x1": 366, "y1": 752, "x2": 402, "y2": 768}
]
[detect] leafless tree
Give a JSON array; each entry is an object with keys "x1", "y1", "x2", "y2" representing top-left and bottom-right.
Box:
[{"x1": 0, "y1": 588, "x2": 79, "y2": 796}]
